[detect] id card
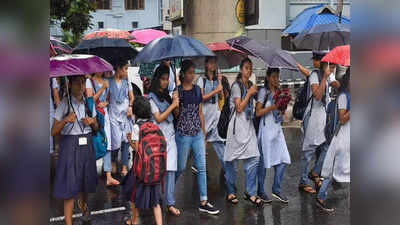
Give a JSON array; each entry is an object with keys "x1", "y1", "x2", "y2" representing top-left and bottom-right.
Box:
[{"x1": 78, "y1": 137, "x2": 88, "y2": 146}]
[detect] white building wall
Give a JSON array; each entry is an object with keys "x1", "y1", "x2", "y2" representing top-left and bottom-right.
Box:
[{"x1": 247, "y1": 0, "x2": 287, "y2": 30}]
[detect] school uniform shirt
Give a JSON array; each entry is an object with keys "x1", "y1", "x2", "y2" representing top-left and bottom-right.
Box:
[
  {"x1": 224, "y1": 82, "x2": 259, "y2": 162},
  {"x1": 53, "y1": 96, "x2": 96, "y2": 135},
  {"x1": 196, "y1": 77, "x2": 224, "y2": 142},
  {"x1": 302, "y1": 71, "x2": 328, "y2": 151},
  {"x1": 257, "y1": 88, "x2": 291, "y2": 168},
  {"x1": 149, "y1": 97, "x2": 178, "y2": 171},
  {"x1": 321, "y1": 93, "x2": 350, "y2": 182}
]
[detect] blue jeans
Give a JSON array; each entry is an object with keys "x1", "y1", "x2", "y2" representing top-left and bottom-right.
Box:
[
  {"x1": 257, "y1": 159, "x2": 287, "y2": 195},
  {"x1": 103, "y1": 150, "x2": 112, "y2": 172},
  {"x1": 317, "y1": 177, "x2": 332, "y2": 201},
  {"x1": 300, "y1": 142, "x2": 328, "y2": 186},
  {"x1": 175, "y1": 131, "x2": 208, "y2": 202},
  {"x1": 211, "y1": 141, "x2": 226, "y2": 172},
  {"x1": 165, "y1": 171, "x2": 176, "y2": 206},
  {"x1": 225, "y1": 156, "x2": 259, "y2": 197}
]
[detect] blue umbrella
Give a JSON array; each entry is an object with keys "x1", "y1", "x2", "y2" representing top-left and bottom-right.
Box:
[
  {"x1": 133, "y1": 35, "x2": 215, "y2": 64},
  {"x1": 293, "y1": 23, "x2": 350, "y2": 50},
  {"x1": 226, "y1": 36, "x2": 299, "y2": 71}
]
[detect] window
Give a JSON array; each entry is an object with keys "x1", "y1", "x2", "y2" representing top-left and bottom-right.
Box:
[
  {"x1": 126, "y1": 0, "x2": 145, "y2": 10},
  {"x1": 98, "y1": 21, "x2": 104, "y2": 29},
  {"x1": 92, "y1": 0, "x2": 111, "y2": 10},
  {"x1": 132, "y1": 21, "x2": 138, "y2": 29}
]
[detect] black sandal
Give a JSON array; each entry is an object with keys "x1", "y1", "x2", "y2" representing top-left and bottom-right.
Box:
[
  {"x1": 226, "y1": 195, "x2": 239, "y2": 204},
  {"x1": 167, "y1": 205, "x2": 181, "y2": 216},
  {"x1": 244, "y1": 192, "x2": 263, "y2": 206}
]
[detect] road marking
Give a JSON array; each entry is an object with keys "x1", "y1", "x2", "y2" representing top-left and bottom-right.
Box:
[{"x1": 49, "y1": 206, "x2": 126, "y2": 222}]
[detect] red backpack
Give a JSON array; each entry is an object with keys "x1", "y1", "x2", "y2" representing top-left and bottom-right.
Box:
[{"x1": 133, "y1": 121, "x2": 167, "y2": 185}]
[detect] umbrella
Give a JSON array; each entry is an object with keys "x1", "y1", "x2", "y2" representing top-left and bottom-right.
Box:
[
  {"x1": 192, "y1": 42, "x2": 248, "y2": 69},
  {"x1": 226, "y1": 36, "x2": 299, "y2": 70},
  {"x1": 133, "y1": 35, "x2": 215, "y2": 64},
  {"x1": 83, "y1": 28, "x2": 133, "y2": 40},
  {"x1": 50, "y1": 54, "x2": 113, "y2": 78},
  {"x1": 293, "y1": 23, "x2": 350, "y2": 50},
  {"x1": 72, "y1": 38, "x2": 138, "y2": 66},
  {"x1": 50, "y1": 36, "x2": 72, "y2": 56},
  {"x1": 130, "y1": 29, "x2": 168, "y2": 45},
  {"x1": 321, "y1": 45, "x2": 350, "y2": 66}
]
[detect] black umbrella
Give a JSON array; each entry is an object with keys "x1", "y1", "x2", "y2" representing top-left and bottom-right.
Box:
[
  {"x1": 73, "y1": 38, "x2": 138, "y2": 66},
  {"x1": 226, "y1": 36, "x2": 299, "y2": 70},
  {"x1": 133, "y1": 35, "x2": 215, "y2": 64},
  {"x1": 293, "y1": 23, "x2": 350, "y2": 50}
]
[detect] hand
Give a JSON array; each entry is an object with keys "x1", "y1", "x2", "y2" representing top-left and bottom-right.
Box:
[
  {"x1": 271, "y1": 104, "x2": 279, "y2": 111},
  {"x1": 216, "y1": 83, "x2": 223, "y2": 94},
  {"x1": 248, "y1": 85, "x2": 258, "y2": 96},
  {"x1": 64, "y1": 112, "x2": 76, "y2": 124},
  {"x1": 217, "y1": 74, "x2": 222, "y2": 81},
  {"x1": 323, "y1": 65, "x2": 331, "y2": 78},
  {"x1": 127, "y1": 107, "x2": 133, "y2": 118},
  {"x1": 81, "y1": 117, "x2": 95, "y2": 126},
  {"x1": 127, "y1": 133, "x2": 132, "y2": 141},
  {"x1": 102, "y1": 80, "x2": 109, "y2": 89},
  {"x1": 172, "y1": 94, "x2": 179, "y2": 108},
  {"x1": 98, "y1": 101, "x2": 108, "y2": 108}
]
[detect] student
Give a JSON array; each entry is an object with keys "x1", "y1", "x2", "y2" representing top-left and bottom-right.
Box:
[
  {"x1": 148, "y1": 65, "x2": 181, "y2": 216},
  {"x1": 85, "y1": 72, "x2": 120, "y2": 186},
  {"x1": 51, "y1": 75, "x2": 99, "y2": 225},
  {"x1": 317, "y1": 68, "x2": 350, "y2": 212},
  {"x1": 109, "y1": 60, "x2": 134, "y2": 178},
  {"x1": 196, "y1": 57, "x2": 226, "y2": 174},
  {"x1": 256, "y1": 68, "x2": 291, "y2": 203},
  {"x1": 224, "y1": 58, "x2": 262, "y2": 206},
  {"x1": 155, "y1": 59, "x2": 181, "y2": 97},
  {"x1": 175, "y1": 59, "x2": 220, "y2": 215},
  {"x1": 125, "y1": 96, "x2": 163, "y2": 225},
  {"x1": 219, "y1": 75, "x2": 231, "y2": 111},
  {"x1": 299, "y1": 61, "x2": 335, "y2": 193}
]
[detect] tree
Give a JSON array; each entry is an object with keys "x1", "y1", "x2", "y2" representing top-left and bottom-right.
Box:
[{"x1": 50, "y1": 0, "x2": 96, "y2": 47}]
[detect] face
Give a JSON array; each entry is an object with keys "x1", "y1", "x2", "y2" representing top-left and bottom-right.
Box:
[
  {"x1": 313, "y1": 59, "x2": 321, "y2": 68},
  {"x1": 329, "y1": 63, "x2": 336, "y2": 74},
  {"x1": 205, "y1": 58, "x2": 217, "y2": 73},
  {"x1": 241, "y1": 61, "x2": 253, "y2": 79},
  {"x1": 183, "y1": 66, "x2": 195, "y2": 83},
  {"x1": 163, "y1": 60, "x2": 171, "y2": 67},
  {"x1": 159, "y1": 73, "x2": 170, "y2": 90},
  {"x1": 268, "y1": 72, "x2": 280, "y2": 89},
  {"x1": 117, "y1": 64, "x2": 128, "y2": 78},
  {"x1": 69, "y1": 76, "x2": 86, "y2": 97}
]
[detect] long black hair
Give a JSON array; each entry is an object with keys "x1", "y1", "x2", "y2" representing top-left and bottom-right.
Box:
[
  {"x1": 204, "y1": 56, "x2": 217, "y2": 81},
  {"x1": 236, "y1": 57, "x2": 252, "y2": 82},
  {"x1": 264, "y1": 67, "x2": 280, "y2": 89},
  {"x1": 179, "y1": 59, "x2": 195, "y2": 83},
  {"x1": 339, "y1": 67, "x2": 350, "y2": 93},
  {"x1": 113, "y1": 60, "x2": 128, "y2": 72},
  {"x1": 149, "y1": 64, "x2": 172, "y2": 103}
]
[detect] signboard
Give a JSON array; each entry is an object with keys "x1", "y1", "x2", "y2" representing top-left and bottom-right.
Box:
[
  {"x1": 236, "y1": 0, "x2": 245, "y2": 24},
  {"x1": 245, "y1": 0, "x2": 259, "y2": 26},
  {"x1": 170, "y1": 0, "x2": 184, "y2": 21}
]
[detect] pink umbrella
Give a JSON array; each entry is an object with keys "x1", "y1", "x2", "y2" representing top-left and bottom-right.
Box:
[
  {"x1": 130, "y1": 29, "x2": 168, "y2": 45},
  {"x1": 321, "y1": 45, "x2": 350, "y2": 66}
]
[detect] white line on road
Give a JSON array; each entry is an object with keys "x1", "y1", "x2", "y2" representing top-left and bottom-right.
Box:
[{"x1": 49, "y1": 206, "x2": 126, "y2": 222}]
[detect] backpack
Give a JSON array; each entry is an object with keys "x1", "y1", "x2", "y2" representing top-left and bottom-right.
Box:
[
  {"x1": 253, "y1": 87, "x2": 271, "y2": 135},
  {"x1": 324, "y1": 91, "x2": 350, "y2": 144},
  {"x1": 85, "y1": 96, "x2": 108, "y2": 159},
  {"x1": 292, "y1": 70, "x2": 322, "y2": 120},
  {"x1": 217, "y1": 80, "x2": 252, "y2": 138},
  {"x1": 133, "y1": 121, "x2": 167, "y2": 185}
]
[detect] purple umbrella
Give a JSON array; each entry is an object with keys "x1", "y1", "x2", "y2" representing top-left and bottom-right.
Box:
[
  {"x1": 50, "y1": 36, "x2": 72, "y2": 56},
  {"x1": 50, "y1": 54, "x2": 113, "y2": 78},
  {"x1": 226, "y1": 36, "x2": 299, "y2": 71}
]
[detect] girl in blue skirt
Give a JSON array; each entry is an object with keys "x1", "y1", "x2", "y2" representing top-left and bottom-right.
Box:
[{"x1": 51, "y1": 75, "x2": 99, "y2": 225}]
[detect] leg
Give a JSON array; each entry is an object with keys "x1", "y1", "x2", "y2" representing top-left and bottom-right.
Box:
[
  {"x1": 225, "y1": 160, "x2": 237, "y2": 195},
  {"x1": 192, "y1": 132, "x2": 208, "y2": 203},
  {"x1": 244, "y1": 156, "x2": 259, "y2": 197},
  {"x1": 111, "y1": 150, "x2": 119, "y2": 174},
  {"x1": 257, "y1": 149, "x2": 267, "y2": 196},
  {"x1": 131, "y1": 202, "x2": 139, "y2": 224},
  {"x1": 175, "y1": 133, "x2": 192, "y2": 180},
  {"x1": 104, "y1": 151, "x2": 119, "y2": 186},
  {"x1": 272, "y1": 163, "x2": 286, "y2": 195},
  {"x1": 166, "y1": 171, "x2": 176, "y2": 206},
  {"x1": 313, "y1": 142, "x2": 329, "y2": 176},
  {"x1": 300, "y1": 150, "x2": 314, "y2": 186},
  {"x1": 153, "y1": 204, "x2": 163, "y2": 225},
  {"x1": 64, "y1": 199, "x2": 74, "y2": 225},
  {"x1": 211, "y1": 141, "x2": 226, "y2": 172},
  {"x1": 317, "y1": 177, "x2": 332, "y2": 201},
  {"x1": 121, "y1": 141, "x2": 130, "y2": 176}
]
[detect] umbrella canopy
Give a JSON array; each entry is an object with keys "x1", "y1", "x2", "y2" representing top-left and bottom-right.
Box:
[
  {"x1": 50, "y1": 36, "x2": 72, "y2": 56},
  {"x1": 283, "y1": 4, "x2": 350, "y2": 35},
  {"x1": 130, "y1": 29, "x2": 168, "y2": 45},
  {"x1": 50, "y1": 54, "x2": 113, "y2": 78},
  {"x1": 293, "y1": 23, "x2": 350, "y2": 50},
  {"x1": 83, "y1": 28, "x2": 133, "y2": 40},
  {"x1": 321, "y1": 45, "x2": 350, "y2": 66},
  {"x1": 226, "y1": 36, "x2": 299, "y2": 70},
  {"x1": 134, "y1": 35, "x2": 215, "y2": 64},
  {"x1": 73, "y1": 38, "x2": 138, "y2": 66},
  {"x1": 193, "y1": 42, "x2": 248, "y2": 69}
]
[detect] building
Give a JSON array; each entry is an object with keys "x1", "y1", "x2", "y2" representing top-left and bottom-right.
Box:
[{"x1": 50, "y1": 0, "x2": 164, "y2": 38}]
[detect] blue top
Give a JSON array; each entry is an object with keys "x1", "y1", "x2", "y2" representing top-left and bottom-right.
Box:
[
  {"x1": 176, "y1": 85, "x2": 202, "y2": 136},
  {"x1": 148, "y1": 92, "x2": 174, "y2": 123}
]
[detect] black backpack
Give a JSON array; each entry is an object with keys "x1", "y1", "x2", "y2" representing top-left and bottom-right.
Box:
[
  {"x1": 324, "y1": 97, "x2": 340, "y2": 145},
  {"x1": 253, "y1": 87, "x2": 271, "y2": 135},
  {"x1": 217, "y1": 80, "x2": 252, "y2": 138},
  {"x1": 292, "y1": 70, "x2": 323, "y2": 120}
]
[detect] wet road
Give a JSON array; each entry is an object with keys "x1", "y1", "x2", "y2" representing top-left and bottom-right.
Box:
[{"x1": 50, "y1": 128, "x2": 350, "y2": 225}]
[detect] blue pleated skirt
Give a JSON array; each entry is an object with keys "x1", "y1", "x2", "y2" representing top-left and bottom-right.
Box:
[{"x1": 53, "y1": 133, "x2": 98, "y2": 199}]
